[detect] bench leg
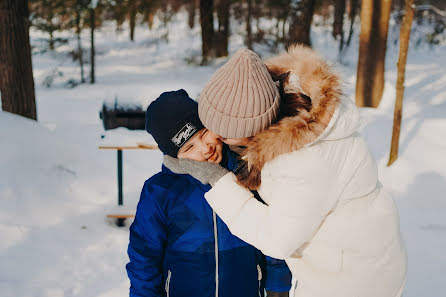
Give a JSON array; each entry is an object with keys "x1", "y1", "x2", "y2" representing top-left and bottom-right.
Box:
[
  {"x1": 117, "y1": 149, "x2": 126, "y2": 227},
  {"x1": 117, "y1": 149, "x2": 123, "y2": 206}
]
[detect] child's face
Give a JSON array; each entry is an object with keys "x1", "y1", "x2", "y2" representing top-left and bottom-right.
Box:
[{"x1": 177, "y1": 128, "x2": 223, "y2": 164}]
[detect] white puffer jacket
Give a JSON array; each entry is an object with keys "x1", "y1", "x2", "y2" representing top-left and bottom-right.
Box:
[{"x1": 204, "y1": 46, "x2": 407, "y2": 297}]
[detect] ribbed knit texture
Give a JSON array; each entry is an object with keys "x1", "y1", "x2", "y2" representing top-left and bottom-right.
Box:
[{"x1": 198, "y1": 48, "x2": 280, "y2": 138}]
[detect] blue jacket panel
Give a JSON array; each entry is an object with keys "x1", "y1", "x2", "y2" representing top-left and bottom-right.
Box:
[
  {"x1": 126, "y1": 150, "x2": 291, "y2": 297},
  {"x1": 264, "y1": 256, "x2": 293, "y2": 293}
]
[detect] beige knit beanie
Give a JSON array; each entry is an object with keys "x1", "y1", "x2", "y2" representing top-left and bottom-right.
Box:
[{"x1": 198, "y1": 48, "x2": 280, "y2": 139}]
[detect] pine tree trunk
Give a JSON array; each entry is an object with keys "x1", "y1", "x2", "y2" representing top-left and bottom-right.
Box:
[
  {"x1": 355, "y1": 0, "x2": 391, "y2": 107},
  {"x1": 346, "y1": 0, "x2": 359, "y2": 47},
  {"x1": 333, "y1": 0, "x2": 346, "y2": 53},
  {"x1": 49, "y1": 29, "x2": 55, "y2": 50},
  {"x1": 129, "y1": 0, "x2": 136, "y2": 41},
  {"x1": 356, "y1": 0, "x2": 374, "y2": 107},
  {"x1": 215, "y1": 0, "x2": 230, "y2": 57},
  {"x1": 90, "y1": 6, "x2": 96, "y2": 84},
  {"x1": 187, "y1": 0, "x2": 196, "y2": 29},
  {"x1": 246, "y1": 0, "x2": 253, "y2": 49},
  {"x1": 333, "y1": 0, "x2": 346, "y2": 40},
  {"x1": 76, "y1": 3, "x2": 85, "y2": 83},
  {"x1": 147, "y1": 11, "x2": 155, "y2": 29},
  {"x1": 199, "y1": 0, "x2": 214, "y2": 64},
  {"x1": 373, "y1": 0, "x2": 392, "y2": 107},
  {"x1": 288, "y1": 0, "x2": 316, "y2": 47},
  {"x1": 282, "y1": 16, "x2": 287, "y2": 40},
  {"x1": 0, "y1": 0, "x2": 37, "y2": 120},
  {"x1": 388, "y1": 0, "x2": 414, "y2": 166}
]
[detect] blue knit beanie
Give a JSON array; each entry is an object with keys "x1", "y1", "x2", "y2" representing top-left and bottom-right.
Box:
[{"x1": 145, "y1": 89, "x2": 204, "y2": 157}]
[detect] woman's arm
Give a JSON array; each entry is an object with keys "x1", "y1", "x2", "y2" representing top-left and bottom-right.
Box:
[{"x1": 205, "y1": 149, "x2": 340, "y2": 260}]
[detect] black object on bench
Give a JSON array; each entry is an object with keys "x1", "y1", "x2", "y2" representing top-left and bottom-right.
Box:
[{"x1": 99, "y1": 101, "x2": 145, "y2": 131}]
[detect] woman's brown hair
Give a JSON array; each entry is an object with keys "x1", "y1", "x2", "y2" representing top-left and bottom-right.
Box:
[{"x1": 234, "y1": 71, "x2": 313, "y2": 190}]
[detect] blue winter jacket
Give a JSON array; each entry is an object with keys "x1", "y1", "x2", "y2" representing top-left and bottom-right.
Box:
[{"x1": 126, "y1": 148, "x2": 291, "y2": 297}]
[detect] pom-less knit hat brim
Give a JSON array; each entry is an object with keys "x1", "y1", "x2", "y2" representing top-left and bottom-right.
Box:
[{"x1": 198, "y1": 48, "x2": 280, "y2": 139}]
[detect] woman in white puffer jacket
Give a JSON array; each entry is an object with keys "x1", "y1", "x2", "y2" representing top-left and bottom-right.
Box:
[{"x1": 164, "y1": 45, "x2": 407, "y2": 297}]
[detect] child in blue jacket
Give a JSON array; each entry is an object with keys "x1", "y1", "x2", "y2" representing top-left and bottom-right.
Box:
[{"x1": 126, "y1": 89, "x2": 291, "y2": 297}]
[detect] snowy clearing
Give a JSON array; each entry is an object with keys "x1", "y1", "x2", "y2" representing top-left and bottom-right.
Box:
[{"x1": 1, "y1": 13, "x2": 445, "y2": 297}]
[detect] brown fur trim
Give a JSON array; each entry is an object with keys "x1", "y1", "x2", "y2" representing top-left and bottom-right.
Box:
[{"x1": 236, "y1": 44, "x2": 342, "y2": 190}]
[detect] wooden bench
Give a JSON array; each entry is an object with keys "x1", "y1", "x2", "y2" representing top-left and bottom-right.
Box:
[
  {"x1": 106, "y1": 214, "x2": 135, "y2": 219},
  {"x1": 99, "y1": 143, "x2": 158, "y2": 226}
]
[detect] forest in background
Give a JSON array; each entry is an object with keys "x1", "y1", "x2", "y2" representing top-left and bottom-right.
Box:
[
  {"x1": 1, "y1": 0, "x2": 446, "y2": 164},
  {"x1": 27, "y1": 0, "x2": 446, "y2": 61}
]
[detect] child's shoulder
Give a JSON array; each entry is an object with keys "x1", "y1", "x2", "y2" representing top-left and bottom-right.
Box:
[{"x1": 142, "y1": 169, "x2": 192, "y2": 196}]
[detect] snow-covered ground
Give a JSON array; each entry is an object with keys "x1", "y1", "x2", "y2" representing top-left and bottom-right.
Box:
[{"x1": 1, "y1": 12, "x2": 446, "y2": 297}]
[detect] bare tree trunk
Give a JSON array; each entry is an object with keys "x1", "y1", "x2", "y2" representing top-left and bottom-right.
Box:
[
  {"x1": 356, "y1": 0, "x2": 374, "y2": 107},
  {"x1": 333, "y1": 0, "x2": 346, "y2": 39},
  {"x1": 355, "y1": 0, "x2": 392, "y2": 107},
  {"x1": 141, "y1": 0, "x2": 155, "y2": 29},
  {"x1": 246, "y1": 0, "x2": 253, "y2": 49},
  {"x1": 129, "y1": 0, "x2": 137, "y2": 41},
  {"x1": 49, "y1": 29, "x2": 55, "y2": 50},
  {"x1": 282, "y1": 17, "x2": 286, "y2": 40},
  {"x1": 346, "y1": 0, "x2": 359, "y2": 47},
  {"x1": 199, "y1": 0, "x2": 214, "y2": 64},
  {"x1": 388, "y1": 0, "x2": 414, "y2": 166},
  {"x1": 374, "y1": 0, "x2": 392, "y2": 106},
  {"x1": 90, "y1": 6, "x2": 96, "y2": 84},
  {"x1": 215, "y1": 0, "x2": 230, "y2": 57},
  {"x1": 147, "y1": 11, "x2": 155, "y2": 29},
  {"x1": 0, "y1": 0, "x2": 37, "y2": 120},
  {"x1": 333, "y1": 0, "x2": 346, "y2": 53},
  {"x1": 288, "y1": 0, "x2": 316, "y2": 47},
  {"x1": 75, "y1": 2, "x2": 85, "y2": 83},
  {"x1": 187, "y1": 0, "x2": 196, "y2": 29}
]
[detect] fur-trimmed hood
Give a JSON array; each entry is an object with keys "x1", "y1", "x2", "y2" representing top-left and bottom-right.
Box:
[{"x1": 236, "y1": 44, "x2": 360, "y2": 190}]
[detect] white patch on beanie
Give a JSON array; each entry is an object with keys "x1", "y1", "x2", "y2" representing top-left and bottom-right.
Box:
[{"x1": 171, "y1": 123, "x2": 197, "y2": 147}]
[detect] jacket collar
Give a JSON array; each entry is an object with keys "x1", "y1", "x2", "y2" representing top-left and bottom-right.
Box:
[{"x1": 236, "y1": 45, "x2": 354, "y2": 190}]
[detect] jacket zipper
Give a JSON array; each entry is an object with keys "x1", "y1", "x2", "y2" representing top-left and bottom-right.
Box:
[
  {"x1": 165, "y1": 270, "x2": 172, "y2": 297},
  {"x1": 257, "y1": 264, "x2": 262, "y2": 297},
  {"x1": 213, "y1": 211, "x2": 219, "y2": 297}
]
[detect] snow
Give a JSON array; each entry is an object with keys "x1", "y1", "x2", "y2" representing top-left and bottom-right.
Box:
[{"x1": 1, "y1": 11, "x2": 446, "y2": 297}]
